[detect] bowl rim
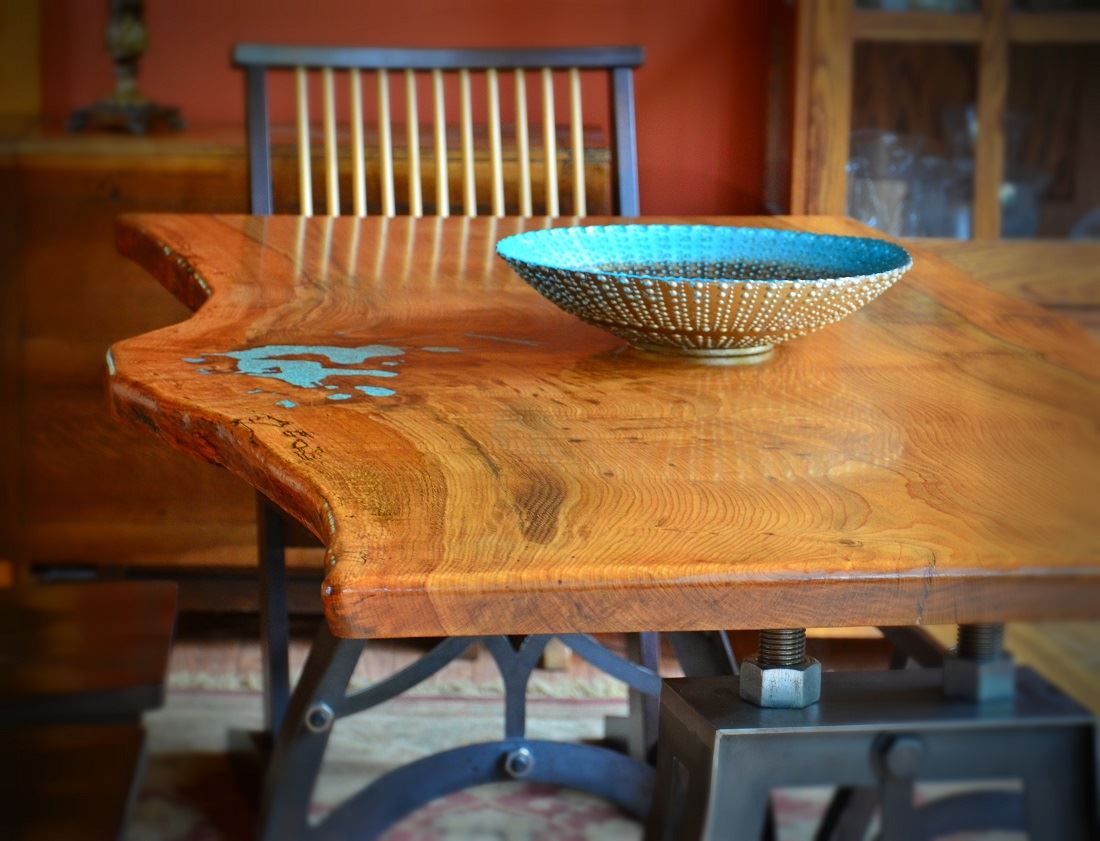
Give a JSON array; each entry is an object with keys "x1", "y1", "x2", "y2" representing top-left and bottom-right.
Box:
[{"x1": 495, "y1": 223, "x2": 913, "y2": 285}]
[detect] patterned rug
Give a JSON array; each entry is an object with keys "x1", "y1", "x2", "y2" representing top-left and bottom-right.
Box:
[{"x1": 127, "y1": 639, "x2": 1025, "y2": 840}]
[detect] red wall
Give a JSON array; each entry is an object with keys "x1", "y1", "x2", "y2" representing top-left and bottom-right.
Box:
[{"x1": 40, "y1": 0, "x2": 775, "y2": 214}]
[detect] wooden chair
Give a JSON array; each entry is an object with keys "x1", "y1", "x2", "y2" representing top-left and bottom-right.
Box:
[
  {"x1": 233, "y1": 44, "x2": 667, "y2": 758},
  {"x1": 234, "y1": 44, "x2": 643, "y2": 218}
]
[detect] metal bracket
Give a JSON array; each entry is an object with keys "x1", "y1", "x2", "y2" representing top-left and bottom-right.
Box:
[{"x1": 648, "y1": 667, "x2": 1098, "y2": 841}]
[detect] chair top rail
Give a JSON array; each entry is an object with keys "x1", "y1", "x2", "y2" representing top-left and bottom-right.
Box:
[{"x1": 234, "y1": 44, "x2": 644, "y2": 72}]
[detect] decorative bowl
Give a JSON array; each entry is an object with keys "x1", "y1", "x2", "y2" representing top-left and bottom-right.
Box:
[{"x1": 496, "y1": 224, "x2": 912, "y2": 357}]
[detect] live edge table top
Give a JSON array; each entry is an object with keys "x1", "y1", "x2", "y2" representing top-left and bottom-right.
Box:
[{"x1": 109, "y1": 214, "x2": 1100, "y2": 638}]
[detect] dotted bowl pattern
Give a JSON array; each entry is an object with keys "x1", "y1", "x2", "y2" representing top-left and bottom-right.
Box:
[{"x1": 496, "y1": 225, "x2": 913, "y2": 355}]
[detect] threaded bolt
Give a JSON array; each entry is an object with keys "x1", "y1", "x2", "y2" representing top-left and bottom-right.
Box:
[
  {"x1": 757, "y1": 628, "x2": 808, "y2": 667},
  {"x1": 956, "y1": 623, "x2": 1004, "y2": 662}
]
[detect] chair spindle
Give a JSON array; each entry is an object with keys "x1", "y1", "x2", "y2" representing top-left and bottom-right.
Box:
[
  {"x1": 568, "y1": 67, "x2": 586, "y2": 217},
  {"x1": 378, "y1": 69, "x2": 396, "y2": 217},
  {"x1": 405, "y1": 69, "x2": 423, "y2": 217},
  {"x1": 294, "y1": 66, "x2": 313, "y2": 216},
  {"x1": 541, "y1": 67, "x2": 559, "y2": 218},
  {"x1": 515, "y1": 69, "x2": 533, "y2": 217},
  {"x1": 459, "y1": 69, "x2": 477, "y2": 217},
  {"x1": 321, "y1": 67, "x2": 340, "y2": 216},
  {"x1": 431, "y1": 69, "x2": 449, "y2": 217},
  {"x1": 349, "y1": 69, "x2": 367, "y2": 217},
  {"x1": 486, "y1": 69, "x2": 505, "y2": 217}
]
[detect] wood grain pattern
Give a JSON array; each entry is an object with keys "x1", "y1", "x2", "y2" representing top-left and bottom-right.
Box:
[
  {"x1": 922, "y1": 239, "x2": 1100, "y2": 329},
  {"x1": 109, "y1": 214, "x2": 1100, "y2": 639}
]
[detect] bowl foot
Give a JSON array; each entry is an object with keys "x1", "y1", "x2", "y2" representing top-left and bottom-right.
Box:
[{"x1": 631, "y1": 342, "x2": 775, "y2": 358}]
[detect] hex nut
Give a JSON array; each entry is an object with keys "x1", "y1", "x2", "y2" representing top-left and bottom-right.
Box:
[
  {"x1": 739, "y1": 657, "x2": 822, "y2": 709},
  {"x1": 942, "y1": 652, "x2": 1016, "y2": 702}
]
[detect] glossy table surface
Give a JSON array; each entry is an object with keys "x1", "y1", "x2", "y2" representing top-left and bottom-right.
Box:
[{"x1": 109, "y1": 215, "x2": 1100, "y2": 638}]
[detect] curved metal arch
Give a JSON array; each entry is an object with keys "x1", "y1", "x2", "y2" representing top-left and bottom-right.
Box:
[
  {"x1": 558, "y1": 633, "x2": 663, "y2": 696},
  {"x1": 337, "y1": 636, "x2": 476, "y2": 718},
  {"x1": 314, "y1": 738, "x2": 654, "y2": 841}
]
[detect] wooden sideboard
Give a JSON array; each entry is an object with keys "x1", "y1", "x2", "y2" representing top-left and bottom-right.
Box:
[{"x1": 0, "y1": 125, "x2": 611, "y2": 606}]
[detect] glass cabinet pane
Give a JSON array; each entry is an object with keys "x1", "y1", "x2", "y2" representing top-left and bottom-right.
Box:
[{"x1": 847, "y1": 42, "x2": 978, "y2": 237}]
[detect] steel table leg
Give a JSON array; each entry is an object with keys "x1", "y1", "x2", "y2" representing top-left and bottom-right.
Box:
[
  {"x1": 260, "y1": 624, "x2": 366, "y2": 841},
  {"x1": 626, "y1": 632, "x2": 662, "y2": 760},
  {"x1": 258, "y1": 627, "x2": 658, "y2": 840},
  {"x1": 257, "y1": 493, "x2": 291, "y2": 737}
]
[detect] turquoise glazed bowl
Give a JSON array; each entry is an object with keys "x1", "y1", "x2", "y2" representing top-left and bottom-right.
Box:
[{"x1": 496, "y1": 224, "x2": 912, "y2": 356}]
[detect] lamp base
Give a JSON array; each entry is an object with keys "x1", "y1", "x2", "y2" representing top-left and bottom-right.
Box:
[{"x1": 68, "y1": 98, "x2": 184, "y2": 135}]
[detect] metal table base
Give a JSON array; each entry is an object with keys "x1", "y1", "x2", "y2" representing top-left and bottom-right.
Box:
[
  {"x1": 646, "y1": 667, "x2": 1099, "y2": 841},
  {"x1": 258, "y1": 625, "x2": 666, "y2": 841}
]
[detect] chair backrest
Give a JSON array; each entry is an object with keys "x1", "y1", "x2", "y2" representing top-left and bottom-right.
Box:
[{"x1": 234, "y1": 45, "x2": 643, "y2": 218}]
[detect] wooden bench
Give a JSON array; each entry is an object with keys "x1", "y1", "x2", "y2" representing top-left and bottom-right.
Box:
[
  {"x1": 0, "y1": 581, "x2": 177, "y2": 724},
  {"x1": 0, "y1": 582, "x2": 176, "y2": 840},
  {"x1": 0, "y1": 725, "x2": 146, "y2": 841}
]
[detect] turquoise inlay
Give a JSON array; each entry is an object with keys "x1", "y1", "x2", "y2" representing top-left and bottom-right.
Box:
[
  {"x1": 190, "y1": 344, "x2": 404, "y2": 389},
  {"x1": 182, "y1": 357, "x2": 206, "y2": 364},
  {"x1": 183, "y1": 344, "x2": 407, "y2": 403},
  {"x1": 105, "y1": 349, "x2": 116, "y2": 376},
  {"x1": 422, "y1": 346, "x2": 461, "y2": 353},
  {"x1": 246, "y1": 387, "x2": 264, "y2": 394},
  {"x1": 357, "y1": 385, "x2": 395, "y2": 397}
]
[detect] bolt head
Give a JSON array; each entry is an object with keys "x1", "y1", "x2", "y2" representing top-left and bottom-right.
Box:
[
  {"x1": 304, "y1": 702, "x2": 335, "y2": 733},
  {"x1": 739, "y1": 657, "x2": 821, "y2": 709},
  {"x1": 943, "y1": 652, "x2": 1016, "y2": 702},
  {"x1": 880, "y1": 735, "x2": 925, "y2": 778},
  {"x1": 503, "y1": 746, "x2": 535, "y2": 779}
]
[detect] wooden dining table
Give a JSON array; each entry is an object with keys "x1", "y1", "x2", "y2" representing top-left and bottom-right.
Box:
[{"x1": 107, "y1": 213, "x2": 1100, "y2": 840}]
